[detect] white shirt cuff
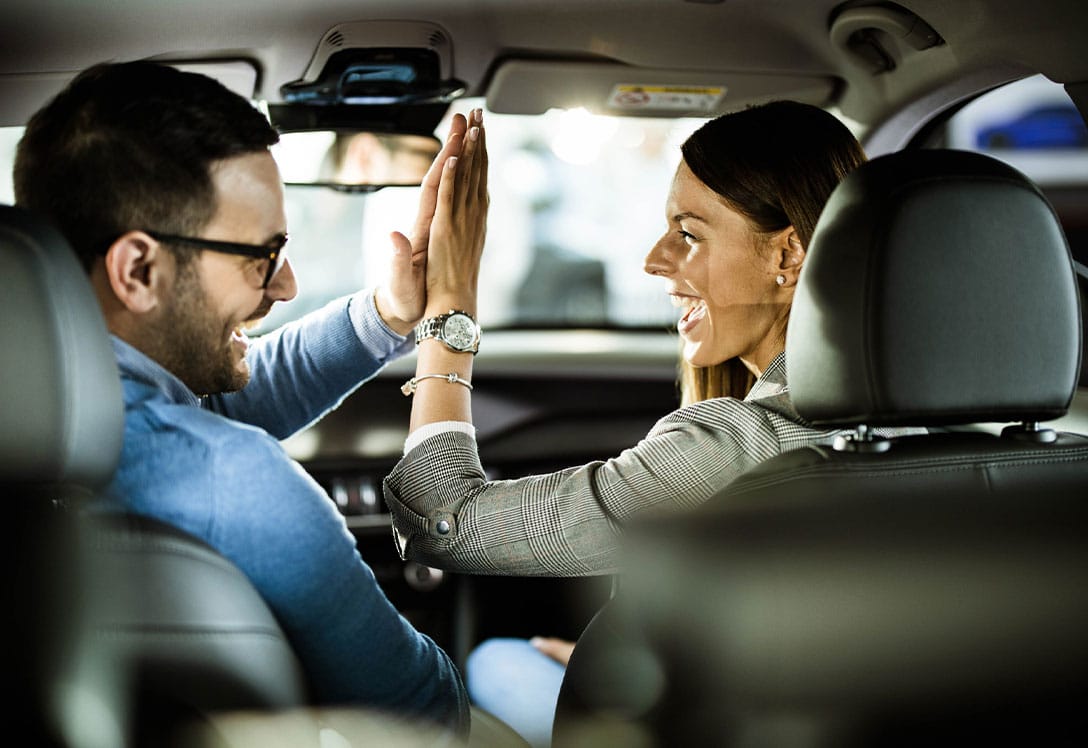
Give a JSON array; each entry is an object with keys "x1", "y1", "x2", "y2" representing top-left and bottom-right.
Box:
[{"x1": 403, "y1": 420, "x2": 477, "y2": 455}]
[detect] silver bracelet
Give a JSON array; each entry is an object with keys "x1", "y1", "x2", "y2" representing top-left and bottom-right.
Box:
[{"x1": 400, "y1": 372, "x2": 473, "y2": 396}]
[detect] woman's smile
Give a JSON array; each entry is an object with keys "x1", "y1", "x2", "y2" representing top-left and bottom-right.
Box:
[{"x1": 673, "y1": 294, "x2": 707, "y2": 335}]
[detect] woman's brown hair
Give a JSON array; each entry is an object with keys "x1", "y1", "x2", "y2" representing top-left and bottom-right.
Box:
[{"x1": 677, "y1": 100, "x2": 867, "y2": 405}]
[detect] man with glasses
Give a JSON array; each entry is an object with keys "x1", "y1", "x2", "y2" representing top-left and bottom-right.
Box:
[{"x1": 13, "y1": 61, "x2": 472, "y2": 734}]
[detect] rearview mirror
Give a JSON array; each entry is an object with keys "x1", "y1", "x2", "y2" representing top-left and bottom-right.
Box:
[{"x1": 272, "y1": 130, "x2": 441, "y2": 191}]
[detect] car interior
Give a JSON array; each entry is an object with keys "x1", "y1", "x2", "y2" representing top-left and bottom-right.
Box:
[{"x1": 1, "y1": 0, "x2": 1086, "y2": 746}]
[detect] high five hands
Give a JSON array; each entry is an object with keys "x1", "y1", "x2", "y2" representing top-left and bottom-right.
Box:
[
  {"x1": 426, "y1": 108, "x2": 488, "y2": 316},
  {"x1": 376, "y1": 109, "x2": 488, "y2": 334}
]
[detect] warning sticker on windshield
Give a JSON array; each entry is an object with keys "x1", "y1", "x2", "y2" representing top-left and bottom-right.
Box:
[{"x1": 607, "y1": 84, "x2": 726, "y2": 112}]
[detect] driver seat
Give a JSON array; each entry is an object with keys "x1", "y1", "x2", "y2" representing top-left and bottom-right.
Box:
[{"x1": 0, "y1": 204, "x2": 308, "y2": 747}]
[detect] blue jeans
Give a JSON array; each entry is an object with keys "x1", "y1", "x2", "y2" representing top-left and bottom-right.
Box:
[{"x1": 466, "y1": 638, "x2": 566, "y2": 748}]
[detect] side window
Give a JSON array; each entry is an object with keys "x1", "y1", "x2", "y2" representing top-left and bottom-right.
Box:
[{"x1": 922, "y1": 75, "x2": 1088, "y2": 267}]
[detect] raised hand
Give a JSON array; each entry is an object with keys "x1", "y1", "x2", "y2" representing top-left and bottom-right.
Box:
[
  {"x1": 405, "y1": 108, "x2": 487, "y2": 434},
  {"x1": 375, "y1": 112, "x2": 470, "y2": 334},
  {"x1": 425, "y1": 108, "x2": 488, "y2": 316}
]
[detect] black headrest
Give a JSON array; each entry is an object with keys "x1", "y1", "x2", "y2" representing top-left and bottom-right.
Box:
[
  {"x1": 0, "y1": 204, "x2": 123, "y2": 489},
  {"x1": 1077, "y1": 260, "x2": 1088, "y2": 387},
  {"x1": 788, "y1": 150, "x2": 1081, "y2": 428}
]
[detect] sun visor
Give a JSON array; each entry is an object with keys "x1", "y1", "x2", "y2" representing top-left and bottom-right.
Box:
[
  {"x1": 167, "y1": 60, "x2": 260, "y2": 100},
  {"x1": 0, "y1": 59, "x2": 260, "y2": 128},
  {"x1": 486, "y1": 59, "x2": 838, "y2": 117}
]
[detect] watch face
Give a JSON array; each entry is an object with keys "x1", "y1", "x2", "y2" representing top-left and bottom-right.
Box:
[{"x1": 442, "y1": 314, "x2": 478, "y2": 351}]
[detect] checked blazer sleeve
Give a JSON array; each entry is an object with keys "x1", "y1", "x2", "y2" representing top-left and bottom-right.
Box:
[{"x1": 383, "y1": 354, "x2": 855, "y2": 577}]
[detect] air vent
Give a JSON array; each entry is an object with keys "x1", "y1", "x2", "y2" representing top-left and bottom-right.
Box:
[
  {"x1": 427, "y1": 30, "x2": 447, "y2": 49},
  {"x1": 325, "y1": 30, "x2": 345, "y2": 48}
]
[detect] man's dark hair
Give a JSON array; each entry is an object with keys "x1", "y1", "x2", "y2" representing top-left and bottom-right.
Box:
[{"x1": 14, "y1": 61, "x2": 280, "y2": 270}]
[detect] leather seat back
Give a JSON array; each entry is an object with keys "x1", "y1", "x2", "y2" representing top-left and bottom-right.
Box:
[{"x1": 0, "y1": 204, "x2": 307, "y2": 746}]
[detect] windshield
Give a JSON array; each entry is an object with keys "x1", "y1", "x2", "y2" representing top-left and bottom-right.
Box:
[{"x1": 263, "y1": 99, "x2": 706, "y2": 333}]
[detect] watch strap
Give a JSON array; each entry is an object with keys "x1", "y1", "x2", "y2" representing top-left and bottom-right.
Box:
[{"x1": 414, "y1": 310, "x2": 480, "y2": 353}]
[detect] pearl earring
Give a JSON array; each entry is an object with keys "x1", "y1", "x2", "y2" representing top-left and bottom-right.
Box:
[{"x1": 775, "y1": 274, "x2": 786, "y2": 286}]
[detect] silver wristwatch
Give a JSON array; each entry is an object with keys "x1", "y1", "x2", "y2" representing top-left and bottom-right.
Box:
[{"x1": 414, "y1": 310, "x2": 481, "y2": 354}]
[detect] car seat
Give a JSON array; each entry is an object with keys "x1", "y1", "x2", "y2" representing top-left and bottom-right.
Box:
[
  {"x1": 552, "y1": 150, "x2": 1088, "y2": 747},
  {"x1": 0, "y1": 204, "x2": 308, "y2": 747}
]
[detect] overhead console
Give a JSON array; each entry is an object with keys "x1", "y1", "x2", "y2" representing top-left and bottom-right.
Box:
[{"x1": 270, "y1": 20, "x2": 464, "y2": 135}]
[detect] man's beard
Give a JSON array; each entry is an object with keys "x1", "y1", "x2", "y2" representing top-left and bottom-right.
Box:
[{"x1": 145, "y1": 262, "x2": 251, "y2": 396}]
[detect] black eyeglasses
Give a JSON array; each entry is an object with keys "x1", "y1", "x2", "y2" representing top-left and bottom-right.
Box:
[{"x1": 146, "y1": 231, "x2": 289, "y2": 289}]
